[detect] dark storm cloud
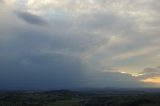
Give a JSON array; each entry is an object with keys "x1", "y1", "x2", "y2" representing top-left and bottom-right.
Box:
[
  {"x1": 16, "y1": 11, "x2": 47, "y2": 25},
  {"x1": 0, "y1": 32, "x2": 146, "y2": 90},
  {"x1": 0, "y1": 53, "x2": 145, "y2": 89},
  {"x1": 0, "y1": 25, "x2": 145, "y2": 89},
  {"x1": 0, "y1": 53, "x2": 88, "y2": 89},
  {"x1": 0, "y1": 21, "x2": 147, "y2": 90}
]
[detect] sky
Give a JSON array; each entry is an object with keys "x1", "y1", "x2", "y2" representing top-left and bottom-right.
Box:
[{"x1": 0, "y1": 0, "x2": 160, "y2": 90}]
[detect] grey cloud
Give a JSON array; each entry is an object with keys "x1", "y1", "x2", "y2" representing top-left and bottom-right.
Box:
[
  {"x1": 137, "y1": 66, "x2": 160, "y2": 80},
  {"x1": 86, "y1": 72, "x2": 145, "y2": 88},
  {"x1": 0, "y1": 0, "x2": 160, "y2": 89},
  {"x1": 16, "y1": 11, "x2": 47, "y2": 25},
  {"x1": 140, "y1": 66, "x2": 160, "y2": 75},
  {"x1": 0, "y1": 53, "x2": 88, "y2": 89},
  {"x1": 0, "y1": 53, "x2": 145, "y2": 89},
  {"x1": 0, "y1": 25, "x2": 146, "y2": 89},
  {"x1": 78, "y1": 12, "x2": 134, "y2": 33},
  {"x1": 145, "y1": 0, "x2": 160, "y2": 12},
  {"x1": 0, "y1": 0, "x2": 4, "y2": 3},
  {"x1": 142, "y1": 66, "x2": 160, "y2": 73},
  {"x1": 0, "y1": 0, "x2": 3, "y2": 3}
]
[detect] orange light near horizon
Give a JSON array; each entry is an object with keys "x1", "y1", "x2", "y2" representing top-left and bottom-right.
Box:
[{"x1": 141, "y1": 77, "x2": 160, "y2": 84}]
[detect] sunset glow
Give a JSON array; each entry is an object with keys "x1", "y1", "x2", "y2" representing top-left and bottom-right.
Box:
[{"x1": 142, "y1": 77, "x2": 160, "y2": 84}]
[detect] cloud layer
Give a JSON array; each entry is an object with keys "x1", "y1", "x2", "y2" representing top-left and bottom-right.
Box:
[{"x1": 0, "y1": 0, "x2": 159, "y2": 89}]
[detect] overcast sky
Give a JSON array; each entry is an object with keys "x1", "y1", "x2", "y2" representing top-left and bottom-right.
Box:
[{"x1": 0, "y1": 0, "x2": 160, "y2": 90}]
